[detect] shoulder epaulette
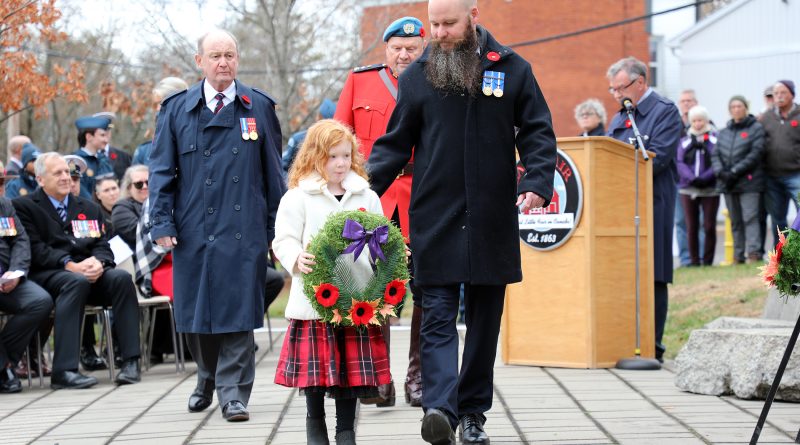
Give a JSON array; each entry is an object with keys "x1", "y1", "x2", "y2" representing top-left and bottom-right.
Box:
[
  {"x1": 252, "y1": 87, "x2": 277, "y2": 105},
  {"x1": 353, "y1": 63, "x2": 387, "y2": 73},
  {"x1": 160, "y1": 89, "x2": 187, "y2": 106}
]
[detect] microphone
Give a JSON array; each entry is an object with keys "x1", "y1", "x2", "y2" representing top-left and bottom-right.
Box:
[{"x1": 621, "y1": 97, "x2": 634, "y2": 112}]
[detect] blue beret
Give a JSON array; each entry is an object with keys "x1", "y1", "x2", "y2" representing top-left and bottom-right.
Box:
[
  {"x1": 383, "y1": 17, "x2": 425, "y2": 42},
  {"x1": 75, "y1": 116, "x2": 111, "y2": 131},
  {"x1": 319, "y1": 99, "x2": 336, "y2": 119}
]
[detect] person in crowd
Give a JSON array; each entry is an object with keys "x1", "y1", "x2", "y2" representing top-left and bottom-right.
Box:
[
  {"x1": 93, "y1": 112, "x2": 132, "y2": 180},
  {"x1": 64, "y1": 155, "x2": 88, "y2": 198},
  {"x1": 112, "y1": 165, "x2": 148, "y2": 250},
  {"x1": 5, "y1": 143, "x2": 41, "y2": 199},
  {"x1": 676, "y1": 105, "x2": 720, "y2": 266},
  {"x1": 5, "y1": 136, "x2": 30, "y2": 176},
  {"x1": 367, "y1": 1, "x2": 557, "y2": 443},
  {"x1": 606, "y1": 57, "x2": 682, "y2": 363},
  {"x1": 761, "y1": 80, "x2": 800, "y2": 246},
  {"x1": 711, "y1": 95, "x2": 766, "y2": 264},
  {"x1": 273, "y1": 119, "x2": 390, "y2": 445},
  {"x1": 94, "y1": 177, "x2": 120, "y2": 240},
  {"x1": 760, "y1": 85, "x2": 775, "y2": 118},
  {"x1": 149, "y1": 29, "x2": 285, "y2": 422},
  {"x1": 281, "y1": 99, "x2": 336, "y2": 177},
  {"x1": 574, "y1": 98, "x2": 606, "y2": 136},
  {"x1": 73, "y1": 116, "x2": 115, "y2": 200},
  {"x1": 0, "y1": 160, "x2": 54, "y2": 394},
  {"x1": 13, "y1": 153, "x2": 141, "y2": 388},
  {"x1": 335, "y1": 15, "x2": 426, "y2": 408},
  {"x1": 678, "y1": 89, "x2": 698, "y2": 135},
  {"x1": 132, "y1": 77, "x2": 190, "y2": 166},
  {"x1": 675, "y1": 89, "x2": 705, "y2": 267}
]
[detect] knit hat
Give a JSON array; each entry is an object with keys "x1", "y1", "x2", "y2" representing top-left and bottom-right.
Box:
[
  {"x1": 777, "y1": 79, "x2": 795, "y2": 97},
  {"x1": 729, "y1": 95, "x2": 749, "y2": 110}
]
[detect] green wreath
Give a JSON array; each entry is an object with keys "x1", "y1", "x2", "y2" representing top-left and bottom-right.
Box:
[
  {"x1": 762, "y1": 229, "x2": 800, "y2": 297},
  {"x1": 303, "y1": 209, "x2": 410, "y2": 326}
]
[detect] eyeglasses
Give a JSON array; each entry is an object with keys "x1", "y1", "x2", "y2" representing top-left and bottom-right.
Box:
[
  {"x1": 608, "y1": 78, "x2": 638, "y2": 95},
  {"x1": 133, "y1": 180, "x2": 148, "y2": 190}
]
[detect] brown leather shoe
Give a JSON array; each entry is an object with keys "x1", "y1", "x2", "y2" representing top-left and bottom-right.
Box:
[
  {"x1": 15, "y1": 352, "x2": 52, "y2": 378},
  {"x1": 405, "y1": 305, "x2": 423, "y2": 407}
]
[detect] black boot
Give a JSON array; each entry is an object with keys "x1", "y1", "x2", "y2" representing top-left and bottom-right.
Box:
[
  {"x1": 307, "y1": 416, "x2": 330, "y2": 445},
  {"x1": 335, "y1": 429, "x2": 356, "y2": 444}
]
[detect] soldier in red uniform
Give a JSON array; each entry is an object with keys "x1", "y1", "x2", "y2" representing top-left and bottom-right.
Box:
[{"x1": 334, "y1": 16, "x2": 425, "y2": 408}]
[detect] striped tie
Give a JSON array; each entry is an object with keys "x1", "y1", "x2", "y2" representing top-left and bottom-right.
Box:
[
  {"x1": 213, "y1": 92, "x2": 225, "y2": 114},
  {"x1": 57, "y1": 204, "x2": 67, "y2": 222}
]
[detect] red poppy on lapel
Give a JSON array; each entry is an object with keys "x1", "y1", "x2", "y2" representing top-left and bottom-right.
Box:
[
  {"x1": 241, "y1": 95, "x2": 251, "y2": 105},
  {"x1": 77, "y1": 213, "x2": 87, "y2": 220}
]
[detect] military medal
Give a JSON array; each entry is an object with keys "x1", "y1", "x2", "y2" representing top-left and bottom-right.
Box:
[
  {"x1": 0, "y1": 217, "x2": 17, "y2": 237},
  {"x1": 239, "y1": 118, "x2": 250, "y2": 140},
  {"x1": 87, "y1": 168, "x2": 94, "y2": 177},
  {"x1": 493, "y1": 72, "x2": 505, "y2": 97},
  {"x1": 247, "y1": 117, "x2": 258, "y2": 140},
  {"x1": 482, "y1": 71, "x2": 494, "y2": 96}
]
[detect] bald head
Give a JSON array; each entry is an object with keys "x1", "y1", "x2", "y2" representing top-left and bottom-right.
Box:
[
  {"x1": 7, "y1": 135, "x2": 31, "y2": 159},
  {"x1": 197, "y1": 29, "x2": 239, "y2": 56},
  {"x1": 429, "y1": 0, "x2": 479, "y2": 48}
]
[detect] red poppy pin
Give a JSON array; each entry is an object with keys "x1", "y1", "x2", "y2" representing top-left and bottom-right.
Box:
[
  {"x1": 419, "y1": 27, "x2": 425, "y2": 38},
  {"x1": 487, "y1": 51, "x2": 500, "y2": 62},
  {"x1": 625, "y1": 119, "x2": 632, "y2": 128},
  {"x1": 792, "y1": 120, "x2": 798, "y2": 127},
  {"x1": 110, "y1": 152, "x2": 117, "y2": 160},
  {"x1": 703, "y1": 134, "x2": 709, "y2": 142},
  {"x1": 241, "y1": 95, "x2": 251, "y2": 105},
  {"x1": 77, "y1": 213, "x2": 87, "y2": 220},
  {"x1": 741, "y1": 132, "x2": 748, "y2": 139}
]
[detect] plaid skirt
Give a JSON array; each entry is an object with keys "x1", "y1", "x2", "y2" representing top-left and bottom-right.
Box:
[{"x1": 274, "y1": 319, "x2": 392, "y2": 399}]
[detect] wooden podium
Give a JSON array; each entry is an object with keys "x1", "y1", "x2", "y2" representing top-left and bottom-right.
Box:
[{"x1": 502, "y1": 136, "x2": 655, "y2": 368}]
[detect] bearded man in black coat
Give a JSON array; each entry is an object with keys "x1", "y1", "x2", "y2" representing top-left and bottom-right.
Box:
[{"x1": 367, "y1": 1, "x2": 556, "y2": 443}]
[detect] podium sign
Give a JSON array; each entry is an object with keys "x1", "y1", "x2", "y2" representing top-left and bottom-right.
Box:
[
  {"x1": 518, "y1": 149, "x2": 584, "y2": 251},
  {"x1": 502, "y1": 137, "x2": 656, "y2": 368}
]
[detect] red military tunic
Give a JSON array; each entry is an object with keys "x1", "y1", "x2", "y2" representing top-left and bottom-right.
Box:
[{"x1": 335, "y1": 63, "x2": 413, "y2": 239}]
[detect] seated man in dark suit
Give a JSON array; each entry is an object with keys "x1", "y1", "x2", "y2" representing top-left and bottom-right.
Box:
[
  {"x1": 0, "y1": 163, "x2": 53, "y2": 393},
  {"x1": 13, "y1": 152, "x2": 141, "y2": 389}
]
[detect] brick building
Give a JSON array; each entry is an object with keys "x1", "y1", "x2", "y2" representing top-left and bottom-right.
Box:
[{"x1": 358, "y1": 0, "x2": 650, "y2": 137}]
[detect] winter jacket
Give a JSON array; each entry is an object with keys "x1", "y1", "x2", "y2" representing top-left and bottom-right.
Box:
[
  {"x1": 711, "y1": 114, "x2": 765, "y2": 194},
  {"x1": 760, "y1": 104, "x2": 800, "y2": 176}
]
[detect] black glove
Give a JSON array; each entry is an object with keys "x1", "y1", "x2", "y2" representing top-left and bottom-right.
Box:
[{"x1": 717, "y1": 171, "x2": 733, "y2": 185}]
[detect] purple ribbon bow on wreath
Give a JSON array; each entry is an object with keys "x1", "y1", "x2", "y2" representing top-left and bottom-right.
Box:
[{"x1": 342, "y1": 218, "x2": 388, "y2": 264}]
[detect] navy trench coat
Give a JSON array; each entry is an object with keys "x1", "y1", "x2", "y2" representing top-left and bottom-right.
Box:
[
  {"x1": 607, "y1": 90, "x2": 682, "y2": 284},
  {"x1": 148, "y1": 80, "x2": 285, "y2": 333},
  {"x1": 367, "y1": 26, "x2": 557, "y2": 286}
]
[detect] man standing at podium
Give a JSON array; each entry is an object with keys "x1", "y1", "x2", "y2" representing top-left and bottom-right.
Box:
[
  {"x1": 606, "y1": 57, "x2": 682, "y2": 363},
  {"x1": 367, "y1": 0, "x2": 556, "y2": 443}
]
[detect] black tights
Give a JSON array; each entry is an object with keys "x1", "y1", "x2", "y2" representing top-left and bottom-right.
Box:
[{"x1": 306, "y1": 392, "x2": 357, "y2": 433}]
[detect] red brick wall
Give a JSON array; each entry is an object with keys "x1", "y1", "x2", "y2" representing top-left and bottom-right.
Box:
[{"x1": 360, "y1": 0, "x2": 649, "y2": 137}]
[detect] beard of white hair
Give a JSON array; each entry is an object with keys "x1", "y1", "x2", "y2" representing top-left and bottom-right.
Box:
[{"x1": 424, "y1": 20, "x2": 481, "y2": 95}]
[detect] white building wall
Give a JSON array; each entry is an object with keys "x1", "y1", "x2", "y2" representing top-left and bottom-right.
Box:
[
  {"x1": 650, "y1": 0, "x2": 697, "y2": 101},
  {"x1": 672, "y1": 0, "x2": 800, "y2": 125}
]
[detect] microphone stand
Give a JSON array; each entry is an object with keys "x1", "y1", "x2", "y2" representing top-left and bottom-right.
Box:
[{"x1": 616, "y1": 102, "x2": 661, "y2": 371}]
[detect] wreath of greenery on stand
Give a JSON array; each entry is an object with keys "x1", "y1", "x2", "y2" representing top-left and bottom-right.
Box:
[
  {"x1": 762, "y1": 229, "x2": 800, "y2": 297},
  {"x1": 303, "y1": 209, "x2": 410, "y2": 327}
]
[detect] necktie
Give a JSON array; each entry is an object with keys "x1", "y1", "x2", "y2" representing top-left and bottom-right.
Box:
[
  {"x1": 213, "y1": 92, "x2": 225, "y2": 114},
  {"x1": 57, "y1": 204, "x2": 67, "y2": 222}
]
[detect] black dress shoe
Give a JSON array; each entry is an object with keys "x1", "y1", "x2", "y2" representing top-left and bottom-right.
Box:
[
  {"x1": 51, "y1": 370, "x2": 98, "y2": 389},
  {"x1": 188, "y1": 390, "x2": 213, "y2": 412},
  {"x1": 80, "y1": 347, "x2": 108, "y2": 371},
  {"x1": 222, "y1": 400, "x2": 249, "y2": 422},
  {"x1": 421, "y1": 408, "x2": 456, "y2": 445},
  {"x1": 0, "y1": 367, "x2": 22, "y2": 394},
  {"x1": 459, "y1": 414, "x2": 489, "y2": 444},
  {"x1": 114, "y1": 359, "x2": 141, "y2": 385}
]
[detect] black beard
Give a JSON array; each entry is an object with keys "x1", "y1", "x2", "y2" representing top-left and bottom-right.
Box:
[{"x1": 424, "y1": 24, "x2": 481, "y2": 95}]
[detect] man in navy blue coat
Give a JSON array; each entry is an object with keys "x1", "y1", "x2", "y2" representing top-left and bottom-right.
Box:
[
  {"x1": 148, "y1": 29, "x2": 285, "y2": 422},
  {"x1": 367, "y1": 1, "x2": 556, "y2": 443},
  {"x1": 606, "y1": 56, "x2": 683, "y2": 363}
]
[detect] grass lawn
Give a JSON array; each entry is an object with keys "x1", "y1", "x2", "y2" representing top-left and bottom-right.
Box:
[{"x1": 664, "y1": 263, "x2": 768, "y2": 359}]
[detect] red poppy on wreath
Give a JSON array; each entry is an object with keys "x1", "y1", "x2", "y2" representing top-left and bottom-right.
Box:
[
  {"x1": 349, "y1": 300, "x2": 376, "y2": 326},
  {"x1": 792, "y1": 120, "x2": 798, "y2": 127},
  {"x1": 313, "y1": 283, "x2": 339, "y2": 307},
  {"x1": 241, "y1": 95, "x2": 251, "y2": 104},
  {"x1": 625, "y1": 119, "x2": 632, "y2": 128},
  {"x1": 110, "y1": 152, "x2": 118, "y2": 160},
  {"x1": 384, "y1": 279, "x2": 406, "y2": 305},
  {"x1": 77, "y1": 213, "x2": 87, "y2": 220},
  {"x1": 358, "y1": 207, "x2": 366, "y2": 212},
  {"x1": 741, "y1": 132, "x2": 748, "y2": 139}
]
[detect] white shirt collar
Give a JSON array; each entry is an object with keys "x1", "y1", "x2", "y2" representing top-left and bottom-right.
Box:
[{"x1": 203, "y1": 80, "x2": 237, "y2": 112}]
